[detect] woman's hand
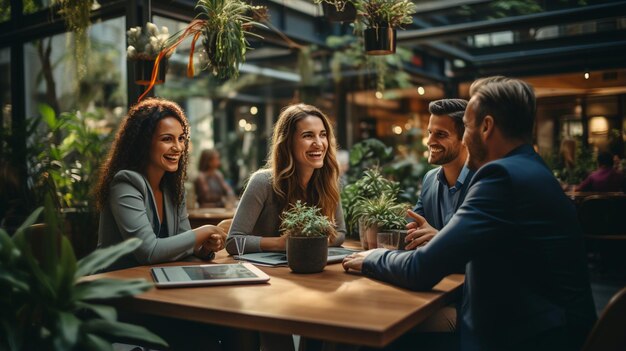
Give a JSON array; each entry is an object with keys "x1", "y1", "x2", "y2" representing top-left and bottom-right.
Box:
[{"x1": 193, "y1": 225, "x2": 227, "y2": 258}]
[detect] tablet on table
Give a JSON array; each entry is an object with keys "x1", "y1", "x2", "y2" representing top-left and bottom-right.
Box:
[{"x1": 151, "y1": 262, "x2": 270, "y2": 288}]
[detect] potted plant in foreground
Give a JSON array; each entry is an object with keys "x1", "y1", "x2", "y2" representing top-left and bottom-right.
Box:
[
  {"x1": 0, "y1": 205, "x2": 167, "y2": 350},
  {"x1": 280, "y1": 201, "x2": 338, "y2": 273},
  {"x1": 127, "y1": 22, "x2": 173, "y2": 85},
  {"x1": 354, "y1": 193, "x2": 407, "y2": 249},
  {"x1": 356, "y1": 0, "x2": 416, "y2": 55}
]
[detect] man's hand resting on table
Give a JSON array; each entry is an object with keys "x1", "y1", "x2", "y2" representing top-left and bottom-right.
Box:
[{"x1": 342, "y1": 250, "x2": 376, "y2": 273}]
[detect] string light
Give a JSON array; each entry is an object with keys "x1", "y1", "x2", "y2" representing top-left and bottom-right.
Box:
[
  {"x1": 417, "y1": 86, "x2": 425, "y2": 95},
  {"x1": 584, "y1": 72, "x2": 590, "y2": 80},
  {"x1": 375, "y1": 91, "x2": 383, "y2": 99}
]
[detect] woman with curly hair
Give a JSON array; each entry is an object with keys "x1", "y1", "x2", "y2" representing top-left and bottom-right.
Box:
[
  {"x1": 226, "y1": 103, "x2": 345, "y2": 254},
  {"x1": 95, "y1": 98, "x2": 225, "y2": 271}
]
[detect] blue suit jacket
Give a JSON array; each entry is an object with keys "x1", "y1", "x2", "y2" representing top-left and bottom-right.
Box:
[
  {"x1": 363, "y1": 145, "x2": 597, "y2": 351},
  {"x1": 413, "y1": 166, "x2": 475, "y2": 230}
]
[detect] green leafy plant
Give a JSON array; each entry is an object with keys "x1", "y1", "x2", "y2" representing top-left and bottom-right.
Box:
[
  {"x1": 341, "y1": 168, "x2": 400, "y2": 234},
  {"x1": 31, "y1": 105, "x2": 113, "y2": 209},
  {"x1": 0, "y1": 204, "x2": 167, "y2": 350},
  {"x1": 355, "y1": 0, "x2": 416, "y2": 29},
  {"x1": 353, "y1": 193, "x2": 408, "y2": 230},
  {"x1": 126, "y1": 22, "x2": 173, "y2": 60},
  {"x1": 280, "y1": 201, "x2": 337, "y2": 238},
  {"x1": 138, "y1": 0, "x2": 267, "y2": 100}
]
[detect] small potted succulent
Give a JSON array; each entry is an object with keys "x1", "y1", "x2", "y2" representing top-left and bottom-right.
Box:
[
  {"x1": 126, "y1": 22, "x2": 173, "y2": 85},
  {"x1": 355, "y1": 0, "x2": 416, "y2": 55},
  {"x1": 280, "y1": 201, "x2": 338, "y2": 273},
  {"x1": 353, "y1": 193, "x2": 407, "y2": 249},
  {"x1": 316, "y1": 0, "x2": 357, "y2": 22}
]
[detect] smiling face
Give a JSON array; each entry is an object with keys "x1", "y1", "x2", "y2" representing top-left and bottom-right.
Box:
[
  {"x1": 147, "y1": 116, "x2": 186, "y2": 178},
  {"x1": 292, "y1": 115, "x2": 328, "y2": 174},
  {"x1": 463, "y1": 97, "x2": 488, "y2": 171},
  {"x1": 427, "y1": 114, "x2": 464, "y2": 166}
]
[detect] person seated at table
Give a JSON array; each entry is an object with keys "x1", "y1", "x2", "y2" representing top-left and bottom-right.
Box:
[
  {"x1": 95, "y1": 98, "x2": 226, "y2": 272},
  {"x1": 406, "y1": 98, "x2": 474, "y2": 250},
  {"x1": 575, "y1": 151, "x2": 625, "y2": 192},
  {"x1": 343, "y1": 76, "x2": 597, "y2": 351},
  {"x1": 226, "y1": 103, "x2": 346, "y2": 255},
  {"x1": 194, "y1": 148, "x2": 235, "y2": 208}
]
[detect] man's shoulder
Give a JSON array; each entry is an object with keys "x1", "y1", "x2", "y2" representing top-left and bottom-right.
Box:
[{"x1": 423, "y1": 167, "x2": 441, "y2": 182}]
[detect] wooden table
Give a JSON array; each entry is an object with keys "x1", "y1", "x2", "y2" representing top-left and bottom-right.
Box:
[
  {"x1": 187, "y1": 207, "x2": 235, "y2": 227},
  {"x1": 565, "y1": 191, "x2": 626, "y2": 206},
  {"x1": 88, "y1": 245, "x2": 464, "y2": 348}
]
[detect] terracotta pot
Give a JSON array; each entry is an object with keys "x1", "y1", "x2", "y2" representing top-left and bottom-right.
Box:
[
  {"x1": 364, "y1": 27, "x2": 396, "y2": 55},
  {"x1": 364, "y1": 224, "x2": 379, "y2": 249},
  {"x1": 133, "y1": 59, "x2": 168, "y2": 86},
  {"x1": 287, "y1": 236, "x2": 328, "y2": 273},
  {"x1": 358, "y1": 218, "x2": 369, "y2": 250},
  {"x1": 322, "y1": 1, "x2": 357, "y2": 22}
]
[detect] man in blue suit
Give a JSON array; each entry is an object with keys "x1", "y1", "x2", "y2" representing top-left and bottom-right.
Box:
[
  {"x1": 343, "y1": 76, "x2": 597, "y2": 351},
  {"x1": 405, "y1": 99, "x2": 475, "y2": 250}
]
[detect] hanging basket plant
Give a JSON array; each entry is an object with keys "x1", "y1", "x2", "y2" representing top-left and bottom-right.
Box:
[
  {"x1": 355, "y1": 0, "x2": 416, "y2": 55},
  {"x1": 126, "y1": 22, "x2": 173, "y2": 86},
  {"x1": 319, "y1": 0, "x2": 357, "y2": 22},
  {"x1": 138, "y1": 0, "x2": 267, "y2": 101}
]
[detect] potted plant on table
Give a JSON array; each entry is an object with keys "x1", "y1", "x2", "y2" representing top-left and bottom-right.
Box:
[
  {"x1": 341, "y1": 168, "x2": 399, "y2": 248},
  {"x1": 354, "y1": 193, "x2": 408, "y2": 249},
  {"x1": 0, "y1": 205, "x2": 167, "y2": 350},
  {"x1": 280, "y1": 201, "x2": 338, "y2": 273},
  {"x1": 127, "y1": 22, "x2": 173, "y2": 85},
  {"x1": 355, "y1": 0, "x2": 416, "y2": 55}
]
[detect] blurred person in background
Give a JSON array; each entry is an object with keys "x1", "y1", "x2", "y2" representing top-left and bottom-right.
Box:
[{"x1": 194, "y1": 148, "x2": 235, "y2": 208}]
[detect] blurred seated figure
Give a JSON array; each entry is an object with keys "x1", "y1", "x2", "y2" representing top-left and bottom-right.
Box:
[
  {"x1": 194, "y1": 149, "x2": 235, "y2": 208},
  {"x1": 576, "y1": 151, "x2": 625, "y2": 192}
]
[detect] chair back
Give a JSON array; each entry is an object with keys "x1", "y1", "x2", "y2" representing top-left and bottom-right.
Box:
[
  {"x1": 581, "y1": 287, "x2": 626, "y2": 351},
  {"x1": 578, "y1": 195, "x2": 626, "y2": 238}
]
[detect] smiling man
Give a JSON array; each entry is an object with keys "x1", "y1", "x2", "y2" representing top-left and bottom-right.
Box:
[
  {"x1": 405, "y1": 99, "x2": 474, "y2": 250},
  {"x1": 343, "y1": 77, "x2": 597, "y2": 351}
]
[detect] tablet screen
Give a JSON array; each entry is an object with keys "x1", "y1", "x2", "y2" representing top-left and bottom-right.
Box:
[
  {"x1": 183, "y1": 264, "x2": 258, "y2": 280},
  {"x1": 151, "y1": 263, "x2": 270, "y2": 288}
]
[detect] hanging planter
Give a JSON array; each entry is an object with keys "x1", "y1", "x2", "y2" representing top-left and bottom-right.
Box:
[
  {"x1": 322, "y1": 0, "x2": 357, "y2": 22},
  {"x1": 133, "y1": 59, "x2": 169, "y2": 86},
  {"x1": 126, "y1": 22, "x2": 173, "y2": 86},
  {"x1": 364, "y1": 27, "x2": 396, "y2": 55},
  {"x1": 356, "y1": 0, "x2": 416, "y2": 56},
  {"x1": 137, "y1": 0, "x2": 267, "y2": 101}
]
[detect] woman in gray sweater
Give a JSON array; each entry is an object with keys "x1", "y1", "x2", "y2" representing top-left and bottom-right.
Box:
[
  {"x1": 226, "y1": 103, "x2": 346, "y2": 254},
  {"x1": 94, "y1": 98, "x2": 225, "y2": 271}
]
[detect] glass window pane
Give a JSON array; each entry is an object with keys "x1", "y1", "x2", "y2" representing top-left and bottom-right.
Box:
[
  {"x1": 0, "y1": 0, "x2": 9, "y2": 23},
  {"x1": 23, "y1": 16, "x2": 127, "y2": 118},
  {"x1": 23, "y1": 0, "x2": 53, "y2": 15},
  {"x1": 0, "y1": 47, "x2": 9, "y2": 128}
]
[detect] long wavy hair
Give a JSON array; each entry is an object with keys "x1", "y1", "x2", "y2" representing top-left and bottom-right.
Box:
[
  {"x1": 265, "y1": 104, "x2": 340, "y2": 223},
  {"x1": 94, "y1": 98, "x2": 190, "y2": 211}
]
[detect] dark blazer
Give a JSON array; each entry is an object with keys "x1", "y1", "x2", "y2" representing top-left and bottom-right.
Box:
[
  {"x1": 413, "y1": 166, "x2": 475, "y2": 229},
  {"x1": 362, "y1": 144, "x2": 597, "y2": 351}
]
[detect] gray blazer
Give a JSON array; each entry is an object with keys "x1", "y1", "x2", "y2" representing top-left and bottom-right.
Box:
[{"x1": 97, "y1": 170, "x2": 197, "y2": 271}]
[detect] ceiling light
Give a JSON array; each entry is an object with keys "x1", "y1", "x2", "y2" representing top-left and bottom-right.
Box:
[
  {"x1": 584, "y1": 72, "x2": 590, "y2": 80},
  {"x1": 417, "y1": 86, "x2": 425, "y2": 95},
  {"x1": 250, "y1": 106, "x2": 258, "y2": 115}
]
